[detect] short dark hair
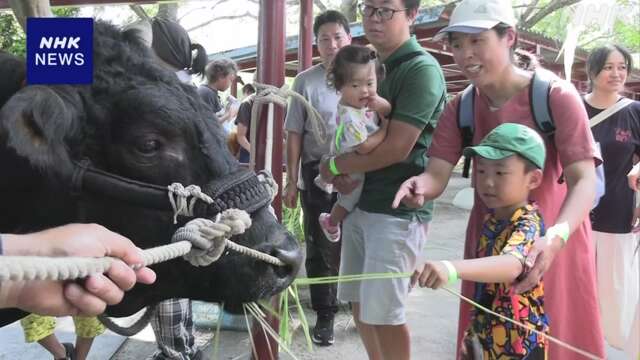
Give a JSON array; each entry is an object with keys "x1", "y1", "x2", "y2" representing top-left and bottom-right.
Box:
[
  {"x1": 204, "y1": 58, "x2": 238, "y2": 83},
  {"x1": 402, "y1": 0, "x2": 421, "y2": 12},
  {"x1": 327, "y1": 45, "x2": 384, "y2": 90},
  {"x1": 313, "y1": 10, "x2": 350, "y2": 38},
  {"x1": 242, "y1": 83, "x2": 256, "y2": 95},
  {"x1": 522, "y1": 157, "x2": 540, "y2": 173},
  {"x1": 586, "y1": 44, "x2": 633, "y2": 82}
]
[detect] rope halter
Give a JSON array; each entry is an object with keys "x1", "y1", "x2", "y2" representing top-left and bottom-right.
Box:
[{"x1": 167, "y1": 184, "x2": 214, "y2": 224}]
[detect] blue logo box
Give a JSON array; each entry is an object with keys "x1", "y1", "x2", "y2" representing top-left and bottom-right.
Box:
[{"x1": 26, "y1": 18, "x2": 93, "y2": 85}]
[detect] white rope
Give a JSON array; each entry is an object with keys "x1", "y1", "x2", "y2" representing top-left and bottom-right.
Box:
[
  {"x1": 167, "y1": 183, "x2": 214, "y2": 224},
  {"x1": 0, "y1": 210, "x2": 285, "y2": 283},
  {"x1": 249, "y1": 82, "x2": 328, "y2": 171}
]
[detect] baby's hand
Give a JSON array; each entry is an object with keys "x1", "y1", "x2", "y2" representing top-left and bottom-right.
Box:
[
  {"x1": 367, "y1": 94, "x2": 391, "y2": 118},
  {"x1": 413, "y1": 261, "x2": 449, "y2": 289}
]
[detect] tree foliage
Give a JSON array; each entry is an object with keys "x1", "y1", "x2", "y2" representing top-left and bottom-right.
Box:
[
  {"x1": 0, "y1": 6, "x2": 79, "y2": 57},
  {"x1": 526, "y1": 0, "x2": 640, "y2": 52}
]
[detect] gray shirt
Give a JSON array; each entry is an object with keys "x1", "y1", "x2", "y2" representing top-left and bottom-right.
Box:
[
  {"x1": 197, "y1": 84, "x2": 222, "y2": 114},
  {"x1": 285, "y1": 63, "x2": 339, "y2": 164}
]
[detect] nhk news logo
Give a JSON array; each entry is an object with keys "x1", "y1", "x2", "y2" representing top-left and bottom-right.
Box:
[{"x1": 26, "y1": 18, "x2": 93, "y2": 85}]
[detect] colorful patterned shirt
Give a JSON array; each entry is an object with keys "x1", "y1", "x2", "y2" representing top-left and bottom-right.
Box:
[
  {"x1": 467, "y1": 203, "x2": 549, "y2": 358},
  {"x1": 331, "y1": 104, "x2": 379, "y2": 156}
]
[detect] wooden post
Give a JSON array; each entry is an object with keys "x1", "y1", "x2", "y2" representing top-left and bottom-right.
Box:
[
  {"x1": 298, "y1": 0, "x2": 313, "y2": 72},
  {"x1": 251, "y1": 1, "x2": 285, "y2": 359}
]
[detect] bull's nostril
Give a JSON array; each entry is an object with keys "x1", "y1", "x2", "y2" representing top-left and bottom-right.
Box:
[{"x1": 271, "y1": 248, "x2": 303, "y2": 278}]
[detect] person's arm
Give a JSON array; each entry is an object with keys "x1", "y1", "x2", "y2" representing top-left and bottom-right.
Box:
[
  {"x1": 284, "y1": 131, "x2": 303, "y2": 209},
  {"x1": 413, "y1": 255, "x2": 523, "y2": 289},
  {"x1": 236, "y1": 123, "x2": 251, "y2": 152},
  {"x1": 355, "y1": 125, "x2": 387, "y2": 155},
  {"x1": 367, "y1": 94, "x2": 392, "y2": 119},
  {"x1": 628, "y1": 162, "x2": 640, "y2": 191},
  {"x1": 218, "y1": 111, "x2": 231, "y2": 123},
  {"x1": 392, "y1": 156, "x2": 455, "y2": 209},
  {"x1": 283, "y1": 74, "x2": 307, "y2": 209},
  {"x1": 320, "y1": 63, "x2": 445, "y2": 182},
  {"x1": 0, "y1": 224, "x2": 156, "y2": 316},
  {"x1": 321, "y1": 119, "x2": 422, "y2": 180},
  {"x1": 513, "y1": 159, "x2": 596, "y2": 293}
]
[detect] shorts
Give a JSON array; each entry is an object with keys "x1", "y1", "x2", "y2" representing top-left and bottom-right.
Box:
[
  {"x1": 21, "y1": 314, "x2": 105, "y2": 342},
  {"x1": 337, "y1": 208, "x2": 428, "y2": 325}
]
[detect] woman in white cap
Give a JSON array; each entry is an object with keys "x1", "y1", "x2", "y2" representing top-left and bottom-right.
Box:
[{"x1": 393, "y1": 0, "x2": 605, "y2": 358}]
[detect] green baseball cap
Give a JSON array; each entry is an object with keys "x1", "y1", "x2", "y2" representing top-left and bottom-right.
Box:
[{"x1": 462, "y1": 123, "x2": 546, "y2": 169}]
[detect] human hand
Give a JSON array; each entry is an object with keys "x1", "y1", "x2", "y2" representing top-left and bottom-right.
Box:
[
  {"x1": 332, "y1": 175, "x2": 360, "y2": 195},
  {"x1": 283, "y1": 182, "x2": 299, "y2": 209},
  {"x1": 367, "y1": 94, "x2": 391, "y2": 118},
  {"x1": 2, "y1": 224, "x2": 156, "y2": 315},
  {"x1": 392, "y1": 175, "x2": 427, "y2": 209},
  {"x1": 628, "y1": 163, "x2": 640, "y2": 191},
  {"x1": 632, "y1": 207, "x2": 640, "y2": 233},
  {"x1": 512, "y1": 233, "x2": 562, "y2": 293},
  {"x1": 319, "y1": 158, "x2": 333, "y2": 183},
  {"x1": 411, "y1": 261, "x2": 448, "y2": 289}
]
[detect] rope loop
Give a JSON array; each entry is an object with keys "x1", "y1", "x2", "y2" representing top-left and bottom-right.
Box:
[
  {"x1": 252, "y1": 82, "x2": 328, "y2": 146},
  {"x1": 172, "y1": 209, "x2": 252, "y2": 267},
  {"x1": 167, "y1": 183, "x2": 214, "y2": 224}
]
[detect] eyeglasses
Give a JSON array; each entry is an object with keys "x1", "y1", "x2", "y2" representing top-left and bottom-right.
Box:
[{"x1": 358, "y1": 3, "x2": 407, "y2": 21}]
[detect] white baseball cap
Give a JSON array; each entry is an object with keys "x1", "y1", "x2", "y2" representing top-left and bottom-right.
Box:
[{"x1": 434, "y1": 0, "x2": 517, "y2": 41}]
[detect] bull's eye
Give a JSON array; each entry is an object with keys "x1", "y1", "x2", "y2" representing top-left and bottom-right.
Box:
[{"x1": 135, "y1": 139, "x2": 160, "y2": 155}]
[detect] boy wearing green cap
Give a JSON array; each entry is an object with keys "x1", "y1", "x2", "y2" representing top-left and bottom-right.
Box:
[{"x1": 413, "y1": 123, "x2": 550, "y2": 359}]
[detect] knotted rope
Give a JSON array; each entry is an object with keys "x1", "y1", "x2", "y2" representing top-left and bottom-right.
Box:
[
  {"x1": 174, "y1": 209, "x2": 284, "y2": 267},
  {"x1": 248, "y1": 82, "x2": 329, "y2": 170},
  {"x1": 167, "y1": 183, "x2": 214, "y2": 224},
  {"x1": 251, "y1": 82, "x2": 328, "y2": 146},
  {"x1": 0, "y1": 209, "x2": 285, "y2": 283}
]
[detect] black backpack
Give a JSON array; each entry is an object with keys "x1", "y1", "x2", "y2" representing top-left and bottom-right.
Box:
[{"x1": 458, "y1": 70, "x2": 555, "y2": 178}]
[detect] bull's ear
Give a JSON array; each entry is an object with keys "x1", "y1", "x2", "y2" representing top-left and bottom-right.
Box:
[{"x1": 0, "y1": 86, "x2": 80, "y2": 173}]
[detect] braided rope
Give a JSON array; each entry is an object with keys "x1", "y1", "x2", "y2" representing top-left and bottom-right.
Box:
[
  {"x1": 257, "y1": 170, "x2": 278, "y2": 201},
  {"x1": 0, "y1": 210, "x2": 284, "y2": 283}
]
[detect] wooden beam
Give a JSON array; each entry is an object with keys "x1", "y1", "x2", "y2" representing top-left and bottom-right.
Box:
[{"x1": 0, "y1": 0, "x2": 213, "y2": 9}]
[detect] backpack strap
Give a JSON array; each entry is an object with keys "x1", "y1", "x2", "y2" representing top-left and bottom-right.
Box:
[
  {"x1": 458, "y1": 85, "x2": 475, "y2": 178},
  {"x1": 457, "y1": 70, "x2": 555, "y2": 179},
  {"x1": 529, "y1": 71, "x2": 555, "y2": 134}
]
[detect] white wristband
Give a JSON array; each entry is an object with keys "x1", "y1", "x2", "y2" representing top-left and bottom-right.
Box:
[{"x1": 546, "y1": 222, "x2": 570, "y2": 246}]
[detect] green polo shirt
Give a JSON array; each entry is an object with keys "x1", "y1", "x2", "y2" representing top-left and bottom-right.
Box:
[{"x1": 358, "y1": 36, "x2": 446, "y2": 222}]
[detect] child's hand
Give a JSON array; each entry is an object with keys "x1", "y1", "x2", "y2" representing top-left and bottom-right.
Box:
[
  {"x1": 413, "y1": 261, "x2": 449, "y2": 289},
  {"x1": 367, "y1": 94, "x2": 391, "y2": 118}
]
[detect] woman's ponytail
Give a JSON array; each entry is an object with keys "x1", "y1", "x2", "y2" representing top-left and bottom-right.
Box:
[{"x1": 190, "y1": 43, "x2": 207, "y2": 77}]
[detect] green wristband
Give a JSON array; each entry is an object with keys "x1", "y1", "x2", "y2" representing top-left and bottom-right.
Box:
[
  {"x1": 329, "y1": 157, "x2": 340, "y2": 176},
  {"x1": 441, "y1": 260, "x2": 458, "y2": 284}
]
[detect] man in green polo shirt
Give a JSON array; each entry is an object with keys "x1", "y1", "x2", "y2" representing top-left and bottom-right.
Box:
[{"x1": 319, "y1": 1, "x2": 446, "y2": 359}]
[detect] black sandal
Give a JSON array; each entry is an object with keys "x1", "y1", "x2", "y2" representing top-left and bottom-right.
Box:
[{"x1": 54, "y1": 342, "x2": 76, "y2": 360}]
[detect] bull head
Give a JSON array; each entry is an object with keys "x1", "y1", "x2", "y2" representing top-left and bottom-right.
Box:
[{"x1": 0, "y1": 23, "x2": 302, "y2": 322}]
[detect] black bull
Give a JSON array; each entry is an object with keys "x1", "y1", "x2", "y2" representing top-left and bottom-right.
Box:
[{"x1": 0, "y1": 22, "x2": 302, "y2": 326}]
